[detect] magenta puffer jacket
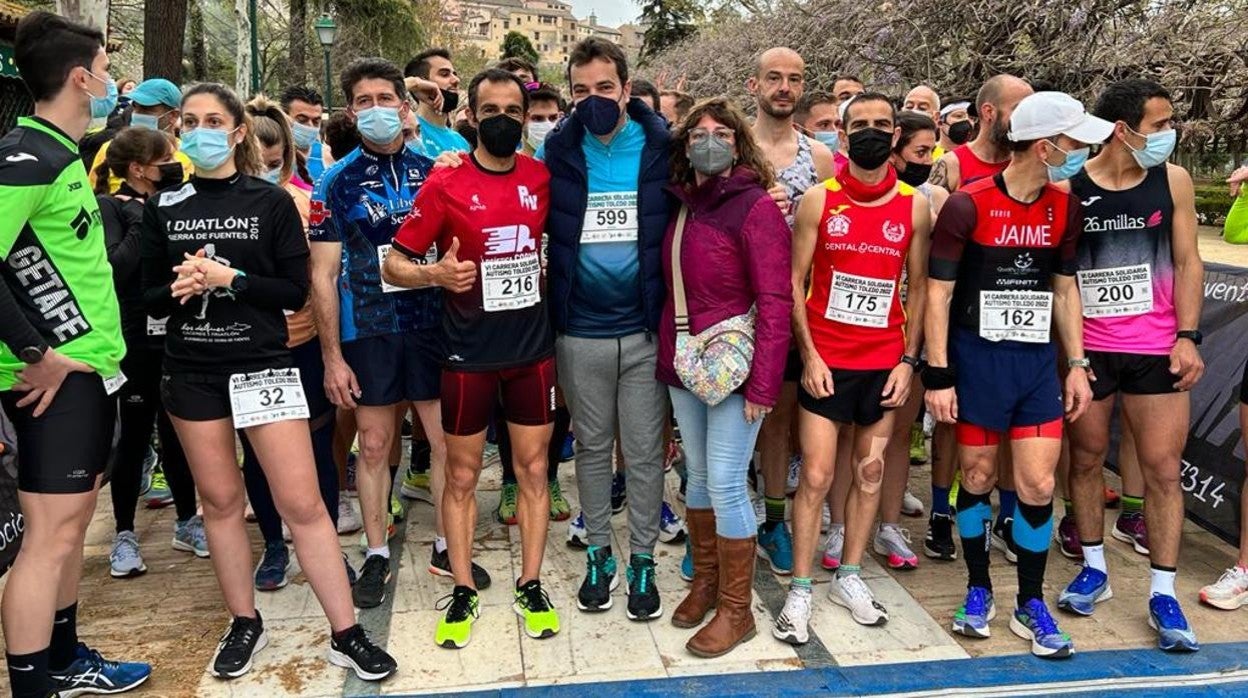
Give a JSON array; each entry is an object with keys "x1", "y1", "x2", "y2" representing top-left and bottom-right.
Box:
[{"x1": 656, "y1": 167, "x2": 793, "y2": 407}]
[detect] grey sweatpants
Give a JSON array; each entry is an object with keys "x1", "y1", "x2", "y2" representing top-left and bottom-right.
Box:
[{"x1": 556, "y1": 332, "x2": 667, "y2": 555}]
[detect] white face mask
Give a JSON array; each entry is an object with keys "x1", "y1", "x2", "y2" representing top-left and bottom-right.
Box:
[{"x1": 526, "y1": 120, "x2": 556, "y2": 148}]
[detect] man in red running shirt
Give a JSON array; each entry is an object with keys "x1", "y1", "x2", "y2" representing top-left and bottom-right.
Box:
[{"x1": 384, "y1": 69, "x2": 560, "y2": 649}]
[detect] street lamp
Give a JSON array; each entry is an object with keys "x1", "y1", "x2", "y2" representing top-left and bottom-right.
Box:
[{"x1": 315, "y1": 13, "x2": 338, "y2": 110}]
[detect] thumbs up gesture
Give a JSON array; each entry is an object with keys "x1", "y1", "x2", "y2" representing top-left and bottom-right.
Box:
[{"x1": 434, "y1": 237, "x2": 477, "y2": 293}]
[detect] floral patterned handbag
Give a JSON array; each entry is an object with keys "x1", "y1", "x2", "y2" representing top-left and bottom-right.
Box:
[{"x1": 670, "y1": 205, "x2": 756, "y2": 406}]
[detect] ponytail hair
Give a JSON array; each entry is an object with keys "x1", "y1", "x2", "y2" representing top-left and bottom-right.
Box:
[
  {"x1": 181, "y1": 82, "x2": 263, "y2": 176},
  {"x1": 245, "y1": 94, "x2": 297, "y2": 185},
  {"x1": 94, "y1": 126, "x2": 173, "y2": 195}
]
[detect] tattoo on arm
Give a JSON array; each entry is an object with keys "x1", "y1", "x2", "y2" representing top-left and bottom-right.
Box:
[{"x1": 928, "y1": 158, "x2": 949, "y2": 188}]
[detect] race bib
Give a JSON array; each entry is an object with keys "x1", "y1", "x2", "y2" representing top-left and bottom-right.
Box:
[
  {"x1": 826, "y1": 270, "x2": 895, "y2": 328},
  {"x1": 979, "y1": 290, "x2": 1053, "y2": 343},
  {"x1": 147, "y1": 316, "x2": 168, "y2": 337},
  {"x1": 102, "y1": 371, "x2": 127, "y2": 396},
  {"x1": 581, "y1": 191, "x2": 638, "y2": 244},
  {"x1": 228, "y1": 369, "x2": 309, "y2": 429},
  {"x1": 1077, "y1": 264, "x2": 1153, "y2": 318},
  {"x1": 378, "y1": 243, "x2": 438, "y2": 293},
  {"x1": 481, "y1": 253, "x2": 541, "y2": 312}
]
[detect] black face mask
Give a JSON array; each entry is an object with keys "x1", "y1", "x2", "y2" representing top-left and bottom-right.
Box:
[
  {"x1": 847, "y1": 128, "x2": 894, "y2": 170},
  {"x1": 898, "y1": 161, "x2": 932, "y2": 187},
  {"x1": 948, "y1": 120, "x2": 973, "y2": 145},
  {"x1": 154, "y1": 162, "x2": 184, "y2": 189},
  {"x1": 477, "y1": 114, "x2": 523, "y2": 157},
  {"x1": 440, "y1": 89, "x2": 459, "y2": 115}
]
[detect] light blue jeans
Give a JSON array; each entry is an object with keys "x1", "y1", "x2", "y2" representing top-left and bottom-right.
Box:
[{"x1": 668, "y1": 387, "x2": 763, "y2": 539}]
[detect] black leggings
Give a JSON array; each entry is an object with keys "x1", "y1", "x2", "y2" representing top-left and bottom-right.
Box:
[
  {"x1": 500, "y1": 404, "x2": 571, "y2": 486},
  {"x1": 111, "y1": 344, "x2": 197, "y2": 532},
  {"x1": 240, "y1": 338, "x2": 339, "y2": 544}
]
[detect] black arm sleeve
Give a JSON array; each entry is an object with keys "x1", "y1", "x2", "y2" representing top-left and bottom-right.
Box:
[
  {"x1": 100, "y1": 195, "x2": 143, "y2": 282},
  {"x1": 140, "y1": 198, "x2": 177, "y2": 316},
  {"x1": 240, "y1": 192, "x2": 310, "y2": 312},
  {"x1": 0, "y1": 278, "x2": 44, "y2": 354}
]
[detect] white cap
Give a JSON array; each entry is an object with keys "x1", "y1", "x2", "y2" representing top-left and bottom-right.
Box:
[
  {"x1": 939, "y1": 101, "x2": 970, "y2": 119},
  {"x1": 1007, "y1": 91, "x2": 1114, "y2": 144}
]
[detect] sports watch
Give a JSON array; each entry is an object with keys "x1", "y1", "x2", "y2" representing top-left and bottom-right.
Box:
[
  {"x1": 18, "y1": 343, "x2": 47, "y2": 364},
  {"x1": 1066, "y1": 357, "x2": 1092, "y2": 370},
  {"x1": 229, "y1": 269, "x2": 249, "y2": 293},
  {"x1": 1176, "y1": 330, "x2": 1203, "y2": 346}
]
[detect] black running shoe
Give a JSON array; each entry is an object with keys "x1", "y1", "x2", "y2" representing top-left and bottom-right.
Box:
[
  {"x1": 626, "y1": 554, "x2": 663, "y2": 621},
  {"x1": 429, "y1": 545, "x2": 493, "y2": 590},
  {"x1": 576, "y1": 545, "x2": 618, "y2": 612},
  {"x1": 344, "y1": 554, "x2": 358, "y2": 586},
  {"x1": 353, "y1": 554, "x2": 391, "y2": 609},
  {"x1": 924, "y1": 513, "x2": 958, "y2": 561},
  {"x1": 211, "y1": 613, "x2": 267, "y2": 678},
  {"x1": 328, "y1": 624, "x2": 397, "y2": 681},
  {"x1": 610, "y1": 471, "x2": 627, "y2": 514},
  {"x1": 992, "y1": 517, "x2": 1019, "y2": 564}
]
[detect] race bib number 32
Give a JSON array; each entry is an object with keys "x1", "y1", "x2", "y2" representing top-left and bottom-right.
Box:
[
  {"x1": 979, "y1": 290, "x2": 1053, "y2": 343},
  {"x1": 826, "y1": 270, "x2": 895, "y2": 328},
  {"x1": 229, "y1": 369, "x2": 310, "y2": 429},
  {"x1": 481, "y1": 253, "x2": 541, "y2": 312},
  {"x1": 1077, "y1": 264, "x2": 1153, "y2": 318},
  {"x1": 581, "y1": 191, "x2": 638, "y2": 244}
]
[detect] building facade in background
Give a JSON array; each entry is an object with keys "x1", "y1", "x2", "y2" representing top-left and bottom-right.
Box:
[{"x1": 454, "y1": 0, "x2": 642, "y2": 66}]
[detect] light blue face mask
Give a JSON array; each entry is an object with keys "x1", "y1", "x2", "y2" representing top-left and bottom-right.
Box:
[
  {"x1": 1126, "y1": 127, "x2": 1176, "y2": 169},
  {"x1": 130, "y1": 112, "x2": 161, "y2": 131},
  {"x1": 291, "y1": 120, "x2": 320, "y2": 150},
  {"x1": 355, "y1": 106, "x2": 402, "y2": 145},
  {"x1": 813, "y1": 130, "x2": 840, "y2": 152},
  {"x1": 85, "y1": 71, "x2": 118, "y2": 120},
  {"x1": 1045, "y1": 141, "x2": 1089, "y2": 183},
  {"x1": 181, "y1": 127, "x2": 238, "y2": 171},
  {"x1": 261, "y1": 167, "x2": 282, "y2": 184}
]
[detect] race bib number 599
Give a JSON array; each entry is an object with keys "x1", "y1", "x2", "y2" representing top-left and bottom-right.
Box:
[
  {"x1": 581, "y1": 191, "x2": 638, "y2": 244},
  {"x1": 229, "y1": 369, "x2": 309, "y2": 429},
  {"x1": 979, "y1": 290, "x2": 1053, "y2": 343}
]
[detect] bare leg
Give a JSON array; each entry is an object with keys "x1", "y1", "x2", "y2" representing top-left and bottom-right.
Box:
[
  {"x1": 411, "y1": 400, "x2": 446, "y2": 538},
  {"x1": 827, "y1": 429, "x2": 853, "y2": 523},
  {"x1": 443, "y1": 431, "x2": 486, "y2": 589},
  {"x1": 880, "y1": 378, "x2": 923, "y2": 524},
  {"x1": 1068, "y1": 399, "x2": 1115, "y2": 544},
  {"x1": 354, "y1": 405, "x2": 398, "y2": 550},
  {"x1": 511, "y1": 422, "x2": 555, "y2": 583},
  {"x1": 842, "y1": 414, "x2": 897, "y2": 566},
  {"x1": 792, "y1": 409, "x2": 840, "y2": 579},
  {"x1": 1122, "y1": 393, "x2": 1189, "y2": 569}
]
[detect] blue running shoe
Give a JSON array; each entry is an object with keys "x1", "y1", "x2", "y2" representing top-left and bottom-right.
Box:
[
  {"x1": 659, "y1": 501, "x2": 687, "y2": 544},
  {"x1": 560, "y1": 432, "x2": 575, "y2": 462},
  {"x1": 254, "y1": 541, "x2": 290, "y2": 591},
  {"x1": 1057, "y1": 566, "x2": 1113, "y2": 616},
  {"x1": 757, "y1": 522, "x2": 794, "y2": 575},
  {"x1": 952, "y1": 586, "x2": 995, "y2": 638},
  {"x1": 680, "y1": 538, "x2": 693, "y2": 582},
  {"x1": 1149, "y1": 593, "x2": 1199, "y2": 652},
  {"x1": 566, "y1": 511, "x2": 589, "y2": 549},
  {"x1": 1010, "y1": 598, "x2": 1074, "y2": 658},
  {"x1": 50, "y1": 642, "x2": 151, "y2": 695}
]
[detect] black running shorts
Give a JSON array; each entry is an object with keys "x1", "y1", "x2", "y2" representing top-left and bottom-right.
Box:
[{"x1": 0, "y1": 372, "x2": 116, "y2": 494}]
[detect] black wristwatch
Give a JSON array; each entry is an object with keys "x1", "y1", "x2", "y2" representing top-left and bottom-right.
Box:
[
  {"x1": 229, "y1": 269, "x2": 249, "y2": 293},
  {"x1": 900, "y1": 355, "x2": 922, "y2": 369},
  {"x1": 19, "y1": 343, "x2": 47, "y2": 364},
  {"x1": 1177, "y1": 330, "x2": 1203, "y2": 346}
]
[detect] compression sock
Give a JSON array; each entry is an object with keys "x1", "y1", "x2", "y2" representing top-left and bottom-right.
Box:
[
  {"x1": 996, "y1": 487, "x2": 1018, "y2": 526},
  {"x1": 1122, "y1": 494, "x2": 1144, "y2": 515},
  {"x1": 7, "y1": 648, "x2": 52, "y2": 698},
  {"x1": 956, "y1": 487, "x2": 994, "y2": 591},
  {"x1": 1014, "y1": 499, "x2": 1054, "y2": 607},
  {"x1": 931, "y1": 484, "x2": 952, "y2": 517},
  {"x1": 49, "y1": 602, "x2": 79, "y2": 671}
]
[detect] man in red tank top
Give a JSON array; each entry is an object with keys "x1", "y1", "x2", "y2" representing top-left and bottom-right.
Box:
[
  {"x1": 772, "y1": 93, "x2": 932, "y2": 645},
  {"x1": 929, "y1": 75, "x2": 1033, "y2": 192}
]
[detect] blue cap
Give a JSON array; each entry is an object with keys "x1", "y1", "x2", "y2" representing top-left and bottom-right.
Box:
[{"x1": 128, "y1": 79, "x2": 182, "y2": 109}]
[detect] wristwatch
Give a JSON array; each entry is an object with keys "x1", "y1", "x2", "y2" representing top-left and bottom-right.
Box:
[
  {"x1": 1176, "y1": 330, "x2": 1203, "y2": 346},
  {"x1": 900, "y1": 355, "x2": 922, "y2": 369},
  {"x1": 1066, "y1": 357, "x2": 1092, "y2": 370},
  {"x1": 229, "y1": 269, "x2": 249, "y2": 293},
  {"x1": 18, "y1": 343, "x2": 47, "y2": 364}
]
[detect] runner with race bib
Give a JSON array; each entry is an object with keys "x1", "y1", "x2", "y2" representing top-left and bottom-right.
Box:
[
  {"x1": 925, "y1": 91, "x2": 1105, "y2": 659},
  {"x1": 387, "y1": 69, "x2": 559, "y2": 650}
]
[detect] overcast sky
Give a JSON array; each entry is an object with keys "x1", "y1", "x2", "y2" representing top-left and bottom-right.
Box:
[{"x1": 570, "y1": 0, "x2": 641, "y2": 26}]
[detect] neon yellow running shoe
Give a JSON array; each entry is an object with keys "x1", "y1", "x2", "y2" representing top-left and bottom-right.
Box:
[
  {"x1": 435, "y1": 585, "x2": 479, "y2": 649},
  {"x1": 514, "y1": 579, "x2": 560, "y2": 639}
]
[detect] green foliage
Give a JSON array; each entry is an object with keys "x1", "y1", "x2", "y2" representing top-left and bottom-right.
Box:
[
  {"x1": 500, "y1": 31, "x2": 539, "y2": 66},
  {"x1": 1195, "y1": 182, "x2": 1235, "y2": 226},
  {"x1": 640, "y1": 0, "x2": 698, "y2": 64}
]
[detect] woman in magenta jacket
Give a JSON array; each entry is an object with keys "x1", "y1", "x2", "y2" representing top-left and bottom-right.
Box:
[{"x1": 657, "y1": 97, "x2": 793, "y2": 658}]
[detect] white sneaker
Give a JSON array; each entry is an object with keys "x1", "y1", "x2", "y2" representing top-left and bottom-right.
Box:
[
  {"x1": 821, "y1": 523, "x2": 845, "y2": 570},
  {"x1": 1200, "y1": 567, "x2": 1248, "y2": 610},
  {"x1": 752, "y1": 493, "x2": 766, "y2": 525},
  {"x1": 785, "y1": 455, "x2": 801, "y2": 496},
  {"x1": 830, "y1": 574, "x2": 889, "y2": 626},
  {"x1": 772, "y1": 585, "x2": 813, "y2": 644},
  {"x1": 820, "y1": 502, "x2": 831, "y2": 534},
  {"x1": 337, "y1": 497, "x2": 363, "y2": 535},
  {"x1": 901, "y1": 489, "x2": 925, "y2": 517},
  {"x1": 873, "y1": 523, "x2": 920, "y2": 570}
]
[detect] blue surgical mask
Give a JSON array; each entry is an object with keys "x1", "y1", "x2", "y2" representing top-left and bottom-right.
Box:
[
  {"x1": 576, "y1": 94, "x2": 623, "y2": 136},
  {"x1": 261, "y1": 167, "x2": 282, "y2": 184},
  {"x1": 130, "y1": 112, "x2": 161, "y2": 131},
  {"x1": 85, "y1": 71, "x2": 118, "y2": 120},
  {"x1": 181, "y1": 127, "x2": 238, "y2": 171},
  {"x1": 1045, "y1": 141, "x2": 1089, "y2": 183},
  {"x1": 1126, "y1": 127, "x2": 1176, "y2": 169},
  {"x1": 291, "y1": 120, "x2": 320, "y2": 150},
  {"x1": 355, "y1": 106, "x2": 402, "y2": 145},
  {"x1": 812, "y1": 130, "x2": 840, "y2": 152}
]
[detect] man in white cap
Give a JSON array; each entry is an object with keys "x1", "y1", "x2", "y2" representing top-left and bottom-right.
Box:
[{"x1": 924, "y1": 91, "x2": 1111, "y2": 659}]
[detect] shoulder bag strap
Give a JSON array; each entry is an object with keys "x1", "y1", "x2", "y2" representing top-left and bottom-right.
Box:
[{"x1": 672, "y1": 205, "x2": 690, "y2": 334}]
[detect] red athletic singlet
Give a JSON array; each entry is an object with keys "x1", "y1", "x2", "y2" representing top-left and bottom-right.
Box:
[{"x1": 953, "y1": 144, "x2": 1009, "y2": 190}]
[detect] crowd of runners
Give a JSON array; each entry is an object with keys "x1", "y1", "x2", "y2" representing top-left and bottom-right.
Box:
[{"x1": 4, "y1": 9, "x2": 1248, "y2": 697}]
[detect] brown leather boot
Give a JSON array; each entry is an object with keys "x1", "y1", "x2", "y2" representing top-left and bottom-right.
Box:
[
  {"x1": 671, "y1": 508, "x2": 718, "y2": 628},
  {"x1": 686, "y1": 535, "x2": 757, "y2": 657}
]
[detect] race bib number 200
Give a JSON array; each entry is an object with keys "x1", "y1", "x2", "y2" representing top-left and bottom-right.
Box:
[
  {"x1": 581, "y1": 191, "x2": 638, "y2": 244},
  {"x1": 1078, "y1": 264, "x2": 1153, "y2": 318},
  {"x1": 979, "y1": 290, "x2": 1053, "y2": 343},
  {"x1": 229, "y1": 369, "x2": 309, "y2": 429}
]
